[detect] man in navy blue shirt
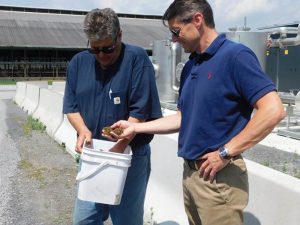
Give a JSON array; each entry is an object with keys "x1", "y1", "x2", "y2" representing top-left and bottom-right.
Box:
[
  {"x1": 63, "y1": 8, "x2": 162, "y2": 225},
  {"x1": 110, "y1": 1, "x2": 285, "y2": 225}
]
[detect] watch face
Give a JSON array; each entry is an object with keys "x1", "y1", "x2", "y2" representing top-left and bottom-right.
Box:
[
  {"x1": 220, "y1": 149, "x2": 227, "y2": 157},
  {"x1": 219, "y1": 146, "x2": 231, "y2": 160},
  {"x1": 219, "y1": 147, "x2": 228, "y2": 158}
]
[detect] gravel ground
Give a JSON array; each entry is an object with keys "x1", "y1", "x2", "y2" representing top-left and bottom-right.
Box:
[
  {"x1": 0, "y1": 97, "x2": 113, "y2": 225},
  {"x1": 0, "y1": 98, "x2": 77, "y2": 225},
  {"x1": 244, "y1": 144, "x2": 300, "y2": 179},
  {"x1": 0, "y1": 91, "x2": 299, "y2": 225}
]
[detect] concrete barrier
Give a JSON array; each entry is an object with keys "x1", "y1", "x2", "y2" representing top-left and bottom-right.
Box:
[
  {"x1": 20, "y1": 82, "x2": 48, "y2": 114},
  {"x1": 14, "y1": 82, "x2": 27, "y2": 106},
  {"x1": 146, "y1": 120, "x2": 300, "y2": 225},
  {"x1": 147, "y1": 133, "x2": 188, "y2": 225},
  {"x1": 20, "y1": 81, "x2": 48, "y2": 114},
  {"x1": 245, "y1": 159, "x2": 300, "y2": 225},
  {"x1": 51, "y1": 81, "x2": 66, "y2": 95},
  {"x1": 32, "y1": 89, "x2": 64, "y2": 137},
  {"x1": 296, "y1": 91, "x2": 300, "y2": 111},
  {"x1": 25, "y1": 80, "x2": 48, "y2": 89},
  {"x1": 54, "y1": 114, "x2": 77, "y2": 156}
]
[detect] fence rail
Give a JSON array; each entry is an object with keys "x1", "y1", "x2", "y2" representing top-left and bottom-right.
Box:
[{"x1": 0, "y1": 61, "x2": 68, "y2": 78}]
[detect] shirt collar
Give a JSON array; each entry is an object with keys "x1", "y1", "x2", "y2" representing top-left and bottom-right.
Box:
[{"x1": 189, "y1": 33, "x2": 227, "y2": 64}]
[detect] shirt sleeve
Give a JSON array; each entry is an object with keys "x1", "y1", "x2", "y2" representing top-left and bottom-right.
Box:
[
  {"x1": 233, "y1": 48, "x2": 276, "y2": 106},
  {"x1": 128, "y1": 53, "x2": 162, "y2": 120},
  {"x1": 63, "y1": 57, "x2": 79, "y2": 114}
]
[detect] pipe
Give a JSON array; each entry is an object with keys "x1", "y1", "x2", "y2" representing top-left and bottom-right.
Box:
[
  {"x1": 152, "y1": 62, "x2": 159, "y2": 79},
  {"x1": 170, "y1": 42, "x2": 179, "y2": 94},
  {"x1": 270, "y1": 24, "x2": 300, "y2": 48}
]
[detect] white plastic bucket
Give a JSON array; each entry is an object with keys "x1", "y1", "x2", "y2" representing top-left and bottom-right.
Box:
[{"x1": 76, "y1": 139, "x2": 132, "y2": 205}]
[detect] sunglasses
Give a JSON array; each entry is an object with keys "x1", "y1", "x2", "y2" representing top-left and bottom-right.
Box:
[
  {"x1": 87, "y1": 38, "x2": 117, "y2": 55},
  {"x1": 170, "y1": 28, "x2": 181, "y2": 37},
  {"x1": 170, "y1": 23, "x2": 188, "y2": 38},
  {"x1": 88, "y1": 45, "x2": 115, "y2": 54}
]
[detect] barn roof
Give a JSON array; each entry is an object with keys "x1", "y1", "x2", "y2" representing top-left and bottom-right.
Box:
[{"x1": 0, "y1": 6, "x2": 170, "y2": 50}]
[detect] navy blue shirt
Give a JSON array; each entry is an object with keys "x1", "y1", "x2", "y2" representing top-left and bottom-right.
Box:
[
  {"x1": 63, "y1": 43, "x2": 162, "y2": 150},
  {"x1": 178, "y1": 34, "x2": 276, "y2": 160}
]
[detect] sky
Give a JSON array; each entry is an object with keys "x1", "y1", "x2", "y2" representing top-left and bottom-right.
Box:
[{"x1": 0, "y1": 0, "x2": 299, "y2": 32}]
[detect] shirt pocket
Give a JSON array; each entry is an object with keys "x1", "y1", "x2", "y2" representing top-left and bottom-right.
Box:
[{"x1": 108, "y1": 90, "x2": 128, "y2": 120}]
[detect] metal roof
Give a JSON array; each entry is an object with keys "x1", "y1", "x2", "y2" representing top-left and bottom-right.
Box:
[{"x1": 0, "y1": 6, "x2": 170, "y2": 50}]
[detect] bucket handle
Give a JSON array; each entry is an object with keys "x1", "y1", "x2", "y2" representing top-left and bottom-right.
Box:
[{"x1": 76, "y1": 161, "x2": 109, "y2": 182}]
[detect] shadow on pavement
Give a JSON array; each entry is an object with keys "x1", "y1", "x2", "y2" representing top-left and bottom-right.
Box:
[
  {"x1": 244, "y1": 211, "x2": 261, "y2": 225},
  {"x1": 159, "y1": 221, "x2": 180, "y2": 225}
]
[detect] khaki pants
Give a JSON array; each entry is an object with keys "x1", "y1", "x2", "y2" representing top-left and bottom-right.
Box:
[{"x1": 183, "y1": 156, "x2": 249, "y2": 225}]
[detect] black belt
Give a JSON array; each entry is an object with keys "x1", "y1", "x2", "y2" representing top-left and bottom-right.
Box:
[
  {"x1": 184, "y1": 159, "x2": 204, "y2": 170},
  {"x1": 184, "y1": 155, "x2": 242, "y2": 171}
]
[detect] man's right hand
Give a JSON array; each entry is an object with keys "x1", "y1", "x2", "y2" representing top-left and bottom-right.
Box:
[{"x1": 76, "y1": 128, "x2": 92, "y2": 153}]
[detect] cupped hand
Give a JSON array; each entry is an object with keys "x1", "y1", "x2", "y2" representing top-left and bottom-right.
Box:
[
  {"x1": 109, "y1": 120, "x2": 136, "y2": 139},
  {"x1": 101, "y1": 131, "x2": 118, "y2": 142}
]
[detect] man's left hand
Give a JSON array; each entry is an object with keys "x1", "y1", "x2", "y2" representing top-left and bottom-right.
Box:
[{"x1": 199, "y1": 151, "x2": 230, "y2": 183}]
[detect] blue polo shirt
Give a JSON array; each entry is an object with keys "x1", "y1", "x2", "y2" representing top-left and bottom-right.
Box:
[
  {"x1": 63, "y1": 43, "x2": 162, "y2": 150},
  {"x1": 178, "y1": 34, "x2": 276, "y2": 160}
]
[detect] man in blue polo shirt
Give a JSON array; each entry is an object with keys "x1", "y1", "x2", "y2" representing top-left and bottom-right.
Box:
[
  {"x1": 110, "y1": 1, "x2": 285, "y2": 225},
  {"x1": 63, "y1": 8, "x2": 162, "y2": 225}
]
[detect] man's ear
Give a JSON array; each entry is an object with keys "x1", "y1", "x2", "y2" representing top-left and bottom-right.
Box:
[
  {"x1": 193, "y1": 12, "x2": 204, "y2": 30},
  {"x1": 118, "y1": 30, "x2": 123, "y2": 40}
]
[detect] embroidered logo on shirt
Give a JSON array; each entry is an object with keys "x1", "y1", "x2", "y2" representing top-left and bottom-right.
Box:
[
  {"x1": 114, "y1": 97, "x2": 121, "y2": 105},
  {"x1": 208, "y1": 72, "x2": 213, "y2": 80}
]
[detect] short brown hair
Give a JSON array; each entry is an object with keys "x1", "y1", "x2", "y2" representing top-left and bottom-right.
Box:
[{"x1": 162, "y1": 0, "x2": 215, "y2": 28}]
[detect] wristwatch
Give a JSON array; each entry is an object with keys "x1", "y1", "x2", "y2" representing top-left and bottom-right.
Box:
[{"x1": 218, "y1": 146, "x2": 232, "y2": 160}]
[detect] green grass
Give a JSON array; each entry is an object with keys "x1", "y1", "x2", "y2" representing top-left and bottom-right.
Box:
[
  {"x1": 0, "y1": 79, "x2": 54, "y2": 85},
  {"x1": 292, "y1": 168, "x2": 300, "y2": 179},
  {"x1": 74, "y1": 153, "x2": 81, "y2": 164},
  {"x1": 262, "y1": 160, "x2": 270, "y2": 167},
  {"x1": 0, "y1": 79, "x2": 16, "y2": 85},
  {"x1": 18, "y1": 159, "x2": 33, "y2": 170},
  {"x1": 18, "y1": 160, "x2": 46, "y2": 183},
  {"x1": 282, "y1": 161, "x2": 288, "y2": 173},
  {"x1": 22, "y1": 115, "x2": 46, "y2": 135}
]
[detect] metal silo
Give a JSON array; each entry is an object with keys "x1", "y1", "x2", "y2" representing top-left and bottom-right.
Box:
[
  {"x1": 225, "y1": 30, "x2": 269, "y2": 72},
  {"x1": 152, "y1": 40, "x2": 187, "y2": 105}
]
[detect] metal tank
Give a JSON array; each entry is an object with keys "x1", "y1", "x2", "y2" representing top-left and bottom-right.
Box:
[
  {"x1": 152, "y1": 30, "x2": 269, "y2": 106},
  {"x1": 263, "y1": 23, "x2": 300, "y2": 92},
  {"x1": 225, "y1": 30, "x2": 269, "y2": 72},
  {"x1": 152, "y1": 40, "x2": 188, "y2": 104},
  {"x1": 268, "y1": 24, "x2": 300, "y2": 47}
]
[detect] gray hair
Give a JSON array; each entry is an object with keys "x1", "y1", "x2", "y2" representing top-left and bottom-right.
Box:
[
  {"x1": 83, "y1": 8, "x2": 120, "y2": 41},
  {"x1": 162, "y1": 0, "x2": 215, "y2": 28}
]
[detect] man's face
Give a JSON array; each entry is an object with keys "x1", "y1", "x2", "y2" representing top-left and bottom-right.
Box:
[
  {"x1": 168, "y1": 16, "x2": 201, "y2": 53},
  {"x1": 89, "y1": 34, "x2": 121, "y2": 69}
]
